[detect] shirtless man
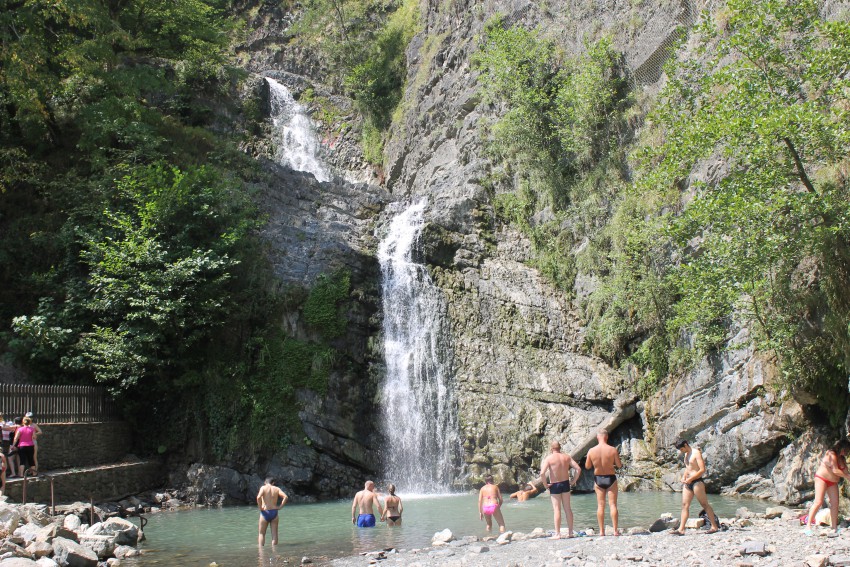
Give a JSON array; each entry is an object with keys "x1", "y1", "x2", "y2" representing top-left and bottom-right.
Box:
[
  {"x1": 478, "y1": 474, "x2": 506, "y2": 533},
  {"x1": 672, "y1": 438, "x2": 719, "y2": 534},
  {"x1": 540, "y1": 440, "x2": 582, "y2": 538},
  {"x1": 585, "y1": 429, "x2": 623, "y2": 536},
  {"x1": 351, "y1": 480, "x2": 383, "y2": 528},
  {"x1": 256, "y1": 477, "x2": 288, "y2": 545},
  {"x1": 509, "y1": 483, "x2": 539, "y2": 502}
]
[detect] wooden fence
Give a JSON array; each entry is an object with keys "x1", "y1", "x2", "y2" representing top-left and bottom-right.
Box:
[{"x1": 0, "y1": 384, "x2": 120, "y2": 423}]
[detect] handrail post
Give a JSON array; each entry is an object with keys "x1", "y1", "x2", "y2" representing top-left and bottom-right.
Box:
[
  {"x1": 21, "y1": 470, "x2": 28, "y2": 505},
  {"x1": 50, "y1": 475, "x2": 55, "y2": 516}
]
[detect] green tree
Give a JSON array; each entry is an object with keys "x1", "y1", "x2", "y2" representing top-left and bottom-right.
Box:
[{"x1": 613, "y1": 0, "x2": 850, "y2": 417}]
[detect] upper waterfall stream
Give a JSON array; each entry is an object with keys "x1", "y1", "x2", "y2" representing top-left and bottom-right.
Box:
[
  {"x1": 265, "y1": 77, "x2": 330, "y2": 182},
  {"x1": 377, "y1": 202, "x2": 460, "y2": 493}
]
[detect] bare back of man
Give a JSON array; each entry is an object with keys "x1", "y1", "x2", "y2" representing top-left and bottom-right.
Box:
[
  {"x1": 257, "y1": 478, "x2": 288, "y2": 545},
  {"x1": 352, "y1": 481, "x2": 383, "y2": 528},
  {"x1": 586, "y1": 430, "x2": 622, "y2": 536},
  {"x1": 540, "y1": 441, "x2": 581, "y2": 539}
]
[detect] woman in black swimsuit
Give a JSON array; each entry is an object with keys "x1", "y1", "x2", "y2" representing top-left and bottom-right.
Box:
[{"x1": 381, "y1": 484, "x2": 403, "y2": 526}]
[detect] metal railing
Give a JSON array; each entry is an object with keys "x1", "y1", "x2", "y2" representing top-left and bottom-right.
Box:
[{"x1": 0, "y1": 384, "x2": 119, "y2": 423}]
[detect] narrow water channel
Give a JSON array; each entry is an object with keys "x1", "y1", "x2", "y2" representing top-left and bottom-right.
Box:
[{"x1": 128, "y1": 492, "x2": 770, "y2": 566}]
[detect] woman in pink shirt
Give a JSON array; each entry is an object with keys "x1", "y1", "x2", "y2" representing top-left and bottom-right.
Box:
[{"x1": 13, "y1": 417, "x2": 37, "y2": 477}]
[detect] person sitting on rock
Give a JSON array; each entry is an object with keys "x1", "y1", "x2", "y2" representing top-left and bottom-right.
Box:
[
  {"x1": 671, "y1": 438, "x2": 719, "y2": 535},
  {"x1": 478, "y1": 474, "x2": 506, "y2": 533},
  {"x1": 804, "y1": 439, "x2": 850, "y2": 536},
  {"x1": 509, "y1": 483, "x2": 539, "y2": 502},
  {"x1": 256, "y1": 477, "x2": 288, "y2": 545}
]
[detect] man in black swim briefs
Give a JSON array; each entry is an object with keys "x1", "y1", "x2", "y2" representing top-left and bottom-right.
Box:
[
  {"x1": 540, "y1": 440, "x2": 582, "y2": 538},
  {"x1": 672, "y1": 438, "x2": 719, "y2": 535},
  {"x1": 585, "y1": 429, "x2": 623, "y2": 536}
]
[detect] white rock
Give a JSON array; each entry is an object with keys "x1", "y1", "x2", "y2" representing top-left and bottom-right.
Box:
[
  {"x1": 805, "y1": 554, "x2": 827, "y2": 567},
  {"x1": 495, "y1": 531, "x2": 512, "y2": 544},
  {"x1": 35, "y1": 559, "x2": 59, "y2": 567},
  {"x1": 685, "y1": 518, "x2": 705, "y2": 529},
  {"x1": 62, "y1": 516, "x2": 81, "y2": 533},
  {"x1": 431, "y1": 529, "x2": 453, "y2": 544}
]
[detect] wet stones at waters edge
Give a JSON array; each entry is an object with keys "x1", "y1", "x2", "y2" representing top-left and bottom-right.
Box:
[
  {"x1": 329, "y1": 510, "x2": 850, "y2": 567},
  {"x1": 0, "y1": 498, "x2": 144, "y2": 566}
]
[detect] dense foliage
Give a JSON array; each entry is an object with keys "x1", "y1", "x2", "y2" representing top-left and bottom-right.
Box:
[
  {"x1": 293, "y1": 0, "x2": 420, "y2": 163},
  {"x1": 476, "y1": 24, "x2": 633, "y2": 292},
  {"x1": 481, "y1": 0, "x2": 850, "y2": 421},
  {"x1": 0, "y1": 0, "x2": 347, "y2": 457}
]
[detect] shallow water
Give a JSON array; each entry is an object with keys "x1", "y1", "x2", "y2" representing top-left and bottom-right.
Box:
[{"x1": 129, "y1": 492, "x2": 770, "y2": 566}]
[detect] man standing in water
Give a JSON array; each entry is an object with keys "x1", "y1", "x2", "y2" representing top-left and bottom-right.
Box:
[
  {"x1": 351, "y1": 480, "x2": 384, "y2": 527},
  {"x1": 478, "y1": 474, "x2": 506, "y2": 533},
  {"x1": 585, "y1": 428, "x2": 623, "y2": 536},
  {"x1": 672, "y1": 438, "x2": 719, "y2": 534},
  {"x1": 257, "y1": 477, "x2": 289, "y2": 545},
  {"x1": 540, "y1": 440, "x2": 582, "y2": 538}
]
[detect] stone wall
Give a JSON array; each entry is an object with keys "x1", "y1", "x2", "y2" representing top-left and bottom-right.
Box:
[
  {"x1": 35, "y1": 422, "x2": 132, "y2": 471},
  {"x1": 3, "y1": 461, "x2": 164, "y2": 504}
]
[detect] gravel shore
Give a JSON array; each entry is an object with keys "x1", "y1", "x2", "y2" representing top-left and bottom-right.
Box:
[{"x1": 329, "y1": 511, "x2": 850, "y2": 567}]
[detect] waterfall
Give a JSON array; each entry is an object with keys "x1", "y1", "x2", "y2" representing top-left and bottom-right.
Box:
[
  {"x1": 378, "y1": 201, "x2": 460, "y2": 493},
  {"x1": 265, "y1": 77, "x2": 330, "y2": 182}
]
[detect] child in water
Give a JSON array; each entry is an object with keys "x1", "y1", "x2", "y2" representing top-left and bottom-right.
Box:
[{"x1": 478, "y1": 474, "x2": 506, "y2": 533}]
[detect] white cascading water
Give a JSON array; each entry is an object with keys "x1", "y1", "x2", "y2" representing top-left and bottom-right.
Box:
[
  {"x1": 265, "y1": 77, "x2": 330, "y2": 182},
  {"x1": 378, "y1": 201, "x2": 460, "y2": 493}
]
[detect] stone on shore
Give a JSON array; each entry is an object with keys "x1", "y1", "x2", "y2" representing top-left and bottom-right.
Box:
[
  {"x1": 0, "y1": 541, "x2": 31, "y2": 559},
  {"x1": 431, "y1": 529, "x2": 453, "y2": 545},
  {"x1": 829, "y1": 556, "x2": 850, "y2": 567},
  {"x1": 495, "y1": 531, "x2": 513, "y2": 544},
  {"x1": 764, "y1": 507, "x2": 788, "y2": 519},
  {"x1": 0, "y1": 558, "x2": 38, "y2": 567},
  {"x1": 111, "y1": 546, "x2": 139, "y2": 559},
  {"x1": 0, "y1": 505, "x2": 21, "y2": 534},
  {"x1": 35, "y1": 525, "x2": 78, "y2": 545},
  {"x1": 35, "y1": 559, "x2": 59, "y2": 567},
  {"x1": 100, "y1": 519, "x2": 138, "y2": 546},
  {"x1": 61, "y1": 517, "x2": 80, "y2": 533},
  {"x1": 649, "y1": 518, "x2": 670, "y2": 532},
  {"x1": 740, "y1": 541, "x2": 768, "y2": 557},
  {"x1": 23, "y1": 542, "x2": 51, "y2": 559},
  {"x1": 805, "y1": 554, "x2": 828, "y2": 567},
  {"x1": 51, "y1": 537, "x2": 97, "y2": 567},
  {"x1": 78, "y1": 535, "x2": 116, "y2": 560},
  {"x1": 469, "y1": 545, "x2": 489, "y2": 554}
]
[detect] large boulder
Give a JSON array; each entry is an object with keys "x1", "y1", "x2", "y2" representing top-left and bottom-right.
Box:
[
  {"x1": 24, "y1": 542, "x2": 52, "y2": 559},
  {"x1": 36, "y1": 524, "x2": 78, "y2": 544},
  {"x1": 17, "y1": 506, "x2": 50, "y2": 528},
  {"x1": 62, "y1": 516, "x2": 81, "y2": 533},
  {"x1": 101, "y1": 518, "x2": 139, "y2": 546},
  {"x1": 35, "y1": 559, "x2": 58, "y2": 567},
  {"x1": 13, "y1": 523, "x2": 42, "y2": 545},
  {"x1": 0, "y1": 504, "x2": 21, "y2": 534},
  {"x1": 77, "y1": 535, "x2": 115, "y2": 560},
  {"x1": 51, "y1": 537, "x2": 97, "y2": 567}
]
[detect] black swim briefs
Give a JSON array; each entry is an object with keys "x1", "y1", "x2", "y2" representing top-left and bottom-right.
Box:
[
  {"x1": 684, "y1": 478, "x2": 705, "y2": 492},
  {"x1": 594, "y1": 474, "x2": 617, "y2": 490},
  {"x1": 549, "y1": 480, "x2": 571, "y2": 494}
]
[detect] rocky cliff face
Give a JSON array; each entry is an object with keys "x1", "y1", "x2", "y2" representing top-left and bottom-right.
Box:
[{"x1": 209, "y1": 0, "x2": 830, "y2": 505}]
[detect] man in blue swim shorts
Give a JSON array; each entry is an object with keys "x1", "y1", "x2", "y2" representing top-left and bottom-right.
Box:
[
  {"x1": 257, "y1": 477, "x2": 289, "y2": 545},
  {"x1": 351, "y1": 480, "x2": 384, "y2": 527}
]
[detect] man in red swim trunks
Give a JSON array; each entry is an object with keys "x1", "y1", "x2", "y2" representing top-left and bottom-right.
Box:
[
  {"x1": 257, "y1": 477, "x2": 288, "y2": 545},
  {"x1": 540, "y1": 440, "x2": 582, "y2": 538}
]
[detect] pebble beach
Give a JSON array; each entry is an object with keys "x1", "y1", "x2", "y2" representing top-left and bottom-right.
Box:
[{"x1": 329, "y1": 507, "x2": 850, "y2": 567}]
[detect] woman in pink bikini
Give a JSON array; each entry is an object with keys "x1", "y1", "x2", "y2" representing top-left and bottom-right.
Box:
[
  {"x1": 478, "y1": 474, "x2": 506, "y2": 533},
  {"x1": 805, "y1": 440, "x2": 850, "y2": 535}
]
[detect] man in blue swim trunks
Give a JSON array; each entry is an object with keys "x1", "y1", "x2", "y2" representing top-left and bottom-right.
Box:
[
  {"x1": 257, "y1": 477, "x2": 289, "y2": 545},
  {"x1": 540, "y1": 440, "x2": 582, "y2": 538},
  {"x1": 351, "y1": 480, "x2": 383, "y2": 527}
]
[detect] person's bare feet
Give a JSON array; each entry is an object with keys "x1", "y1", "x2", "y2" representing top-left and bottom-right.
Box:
[
  {"x1": 499, "y1": 526, "x2": 505, "y2": 533},
  {"x1": 670, "y1": 529, "x2": 685, "y2": 535},
  {"x1": 705, "y1": 527, "x2": 719, "y2": 534}
]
